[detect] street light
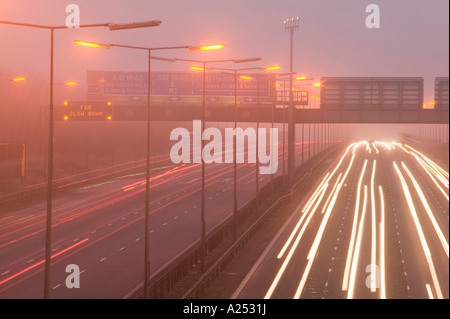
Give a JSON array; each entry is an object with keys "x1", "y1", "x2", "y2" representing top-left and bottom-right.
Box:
[
  {"x1": 207, "y1": 60, "x2": 285, "y2": 241},
  {"x1": 189, "y1": 44, "x2": 225, "y2": 51},
  {"x1": 76, "y1": 40, "x2": 222, "y2": 298},
  {"x1": 0, "y1": 76, "x2": 26, "y2": 82},
  {"x1": 275, "y1": 74, "x2": 314, "y2": 182},
  {"x1": 229, "y1": 66, "x2": 280, "y2": 218},
  {"x1": 12, "y1": 77, "x2": 26, "y2": 82},
  {"x1": 0, "y1": 18, "x2": 161, "y2": 299},
  {"x1": 175, "y1": 57, "x2": 262, "y2": 272},
  {"x1": 284, "y1": 17, "x2": 300, "y2": 188}
]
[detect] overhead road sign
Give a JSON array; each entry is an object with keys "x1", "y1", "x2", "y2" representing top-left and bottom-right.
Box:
[
  {"x1": 435, "y1": 77, "x2": 449, "y2": 110},
  {"x1": 61, "y1": 101, "x2": 112, "y2": 121}
]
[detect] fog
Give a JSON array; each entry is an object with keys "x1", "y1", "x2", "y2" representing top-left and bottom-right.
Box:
[{"x1": 0, "y1": 0, "x2": 448, "y2": 192}]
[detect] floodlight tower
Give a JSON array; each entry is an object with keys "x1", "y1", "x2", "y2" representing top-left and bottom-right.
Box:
[{"x1": 284, "y1": 17, "x2": 299, "y2": 187}]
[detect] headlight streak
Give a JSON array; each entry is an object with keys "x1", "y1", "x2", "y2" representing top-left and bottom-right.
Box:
[
  {"x1": 372, "y1": 143, "x2": 379, "y2": 154},
  {"x1": 276, "y1": 144, "x2": 357, "y2": 263},
  {"x1": 408, "y1": 152, "x2": 449, "y2": 200},
  {"x1": 352, "y1": 141, "x2": 362, "y2": 155},
  {"x1": 366, "y1": 141, "x2": 372, "y2": 154},
  {"x1": 267, "y1": 146, "x2": 358, "y2": 299},
  {"x1": 321, "y1": 173, "x2": 342, "y2": 214},
  {"x1": 301, "y1": 143, "x2": 356, "y2": 215},
  {"x1": 293, "y1": 173, "x2": 343, "y2": 299},
  {"x1": 426, "y1": 284, "x2": 435, "y2": 299},
  {"x1": 374, "y1": 141, "x2": 392, "y2": 151},
  {"x1": 265, "y1": 183, "x2": 328, "y2": 298},
  {"x1": 392, "y1": 142, "x2": 410, "y2": 154},
  {"x1": 393, "y1": 162, "x2": 444, "y2": 299},
  {"x1": 342, "y1": 159, "x2": 368, "y2": 291},
  {"x1": 410, "y1": 152, "x2": 449, "y2": 189},
  {"x1": 401, "y1": 162, "x2": 449, "y2": 258},
  {"x1": 405, "y1": 145, "x2": 449, "y2": 179},
  {"x1": 301, "y1": 173, "x2": 330, "y2": 214},
  {"x1": 379, "y1": 186, "x2": 386, "y2": 299},
  {"x1": 264, "y1": 141, "x2": 446, "y2": 300},
  {"x1": 370, "y1": 160, "x2": 377, "y2": 292},
  {"x1": 347, "y1": 185, "x2": 368, "y2": 299},
  {"x1": 277, "y1": 183, "x2": 329, "y2": 259},
  {"x1": 294, "y1": 152, "x2": 356, "y2": 299}
]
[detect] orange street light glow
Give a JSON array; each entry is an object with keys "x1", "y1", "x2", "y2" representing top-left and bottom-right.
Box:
[
  {"x1": 75, "y1": 41, "x2": 110, "y2": 49},
  {"x1": 191, "y1": 66, "x2": 204, "y2": 71},
  {"x1": 265, "y1": 66, "x2": 281, "y2": 70},
  {"x1": 240, "y1": 76, "x2": 251, "y2": 80},
  {"x1": 75, "y1": 41, "x2": 99, "y2": 47},
  {"x1": 190, "y1": 44, "x2": 225, "y2": 51},
  {"x1": 313, "y1": 83, "x2": 321, "y2": 86},
  {"x1": 12, "y1": 77, "x2": 26, "y2": 82},
  {"x1": 64, "y1": 116, "x2": 68, "y2": 120},
  {"x1": 64, "y1": 101, "x2": 68, "y2": 106},
  {"x1": 296, "y1": 76, "x2": 306, "y2": 80},
  {"x1": 107, "y1": 101, "x2": 112, "y2": 106},
  {"x1": 66, "y1": 82, "x2": 76, "y2": 86},
  {"x1": 107, "y1": 116, "x2": 112, "y2": 120}
]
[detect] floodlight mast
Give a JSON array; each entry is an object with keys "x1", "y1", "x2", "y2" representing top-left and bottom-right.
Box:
[{"x1": 284, "y1": 17, "x2": 300, "y2": 188}]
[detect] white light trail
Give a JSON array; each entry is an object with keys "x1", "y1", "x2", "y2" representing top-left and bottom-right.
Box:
[
  {"x1": 347, "y1": 185, "x2": 368, "y2": 299},
  {"x1": 402, "y1": 162, "x2": 449, "y2": 257},
  {"x1": 342, "y1": 159, "x2": 368, "y2": 291},
  {"x1": 393, "y1": 162, "x2": 444, "y2": 299},
  {"x1": 379, "y1": 185, "x2": 386, "y2": 299},
  {"x1": 370, "y1": 160, "x2": 377, "y2": 292}
]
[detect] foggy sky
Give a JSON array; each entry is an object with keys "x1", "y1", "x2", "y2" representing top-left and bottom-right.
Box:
[{"x1": 0, "y1": 0, "x2": 448, "y2": 104}]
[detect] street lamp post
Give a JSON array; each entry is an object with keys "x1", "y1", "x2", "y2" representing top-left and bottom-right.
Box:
[
  {"x1": 209, "y1": 63, "x2": 287, "y2": 240},
  {"x1": 175, "y1": 58, "x2": 267, "y2": 272},
  {"x1": 238, "y1": 68, "x2": 281, "y2": 216},
  {"x1": 0, "y1": 19, "x2": 161, "y2": 299},
  {"x1": 76, "y1": 41, "x2": 223, "y2": 298},
  {"x1": 284, "y1": 17, "x2": 299, "y2": 188},
  {"x1": 275, "y1": 74, "x2": 312, "y2": 176}
]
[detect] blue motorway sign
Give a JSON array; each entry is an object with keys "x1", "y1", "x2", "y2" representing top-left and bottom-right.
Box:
[{"x1": 88, "y1": 71, "x2": 270, "y2": 97}]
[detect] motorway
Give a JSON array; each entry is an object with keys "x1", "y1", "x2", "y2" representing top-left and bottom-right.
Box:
[
  {"x1": 0, "y1": 134, "x2": 333, "y2": 298},
  {"x1": 233, "y1": 141, "x2": 449, "y2": 299}
]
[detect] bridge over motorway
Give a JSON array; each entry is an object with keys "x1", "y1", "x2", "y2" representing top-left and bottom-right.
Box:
[{"x1": 58, "y1": 76, "x2": 449, "y2": 124}]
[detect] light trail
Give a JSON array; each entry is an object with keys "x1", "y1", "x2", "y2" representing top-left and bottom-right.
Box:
[
  {"x1": 293, "y1": 173, "x2": 344, "y2": 299},
  {"x1": 379, "y1": 186, "x2": 386, "y2": 299},
  {"x1": 321, "y1": 173, "x2": 342, "y2": 214},
  {"x1": 366, "y1": 141, "x2": 372, "y2": 154},
  {"x1": 393, "y1": 162, "x2": 444, "y2": 299},
  {"x1": 402, "y1": 162, "x2": 449, "y2": 257},
  {"x1": 0, "y1": 238, "x2": 89, "y2": 287},
  {"x1": 409, "y1": 151, "x2": 449, "y2": 200},
  {"x1": 342, "y1": 159, "x2": 368, "y2": 291},
  {"x1": 265, "y1": 183, "x2": 328, "y2": 298},
  {"x1": 294, "y1": 151, "x2": 356, "y2": 299},
  {"x1": 347, "y1": 185, "x2": 368, "y2": 299},
  {"x1": 405, "y1": 144, "x2": 449, "y2": 179},
  {"x1": 302, "y1": 173, "x2": 330, "y2": 214},
  {"x1": 370, "y1": 160, "x2": 377, "y2": 292},
  {"x1": 268, "y1": 147, "x2": 357, "y2": 299},
  {"x1": 372, "y1": 143, "x2": 379, "y2": 154},
  {"x1": 426, "y1": 284, "x2": 435, "y2": 299},
  {"x1": 277, "y1": 184, "x2": 329, "y2": 259}
]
